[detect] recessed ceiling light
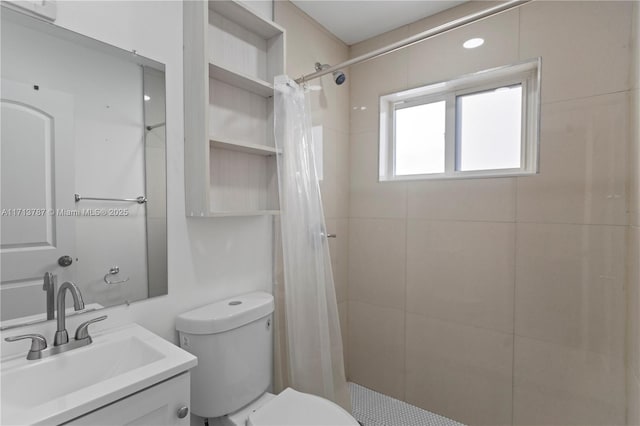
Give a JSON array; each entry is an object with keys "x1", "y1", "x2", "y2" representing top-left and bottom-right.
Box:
[
  {"x1": 463, "y1": 38, "x2": 484, "y2": 49},
  {"x1": 144, "y1": 95, "x2": 151, "y2": 101}
]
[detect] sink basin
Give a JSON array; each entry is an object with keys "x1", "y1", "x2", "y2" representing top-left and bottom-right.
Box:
[
  {"x1": 1, "y1": 323, "x2": 197, "y2": 425},
  {"x1": 4, "y1": 336, "x2": 164, "y2": 408}
]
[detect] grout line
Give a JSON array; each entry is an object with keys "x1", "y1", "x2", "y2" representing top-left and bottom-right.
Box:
[
  {"x1": 511, "y1": 332, "x2": 626, "y2": 367},
  {"x1": 512, "y1": 167, "x2": 519, "y2": 426},
  {"x1": 513, "y1": 5, "x2": 521, "y2": 412},
  {"x1": 541, "y1": 89, "x2": 632, "y2": 107},
  {"x1": 350, "y1": 216, "x2": 629, "y2": 227},
  {"x1": 402, "y1": 183, "x2": 409, "y2": 401},
  {"x1": 351, "y1": 298, "x2": 514, "y2": 338},
  {"x1": 349, "y1": 300, "x2": 405, "y2": 315}
]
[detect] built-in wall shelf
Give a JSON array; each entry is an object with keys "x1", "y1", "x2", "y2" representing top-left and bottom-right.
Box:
[
  {"x1": 207, "y1": 0, "x2": 283, "y2": 39},
  {"x1": 209, "y1": 137, "x2": 281, "y2": 156},
  {"x1": 184, "y1": 0, "x2": 284, "y2": 217},
  {"x1": 208, "y1": 63, "x2": 273, "y2": 98},
  {"x1": 209, "y1": 210, "x2": 280, "y2": 218}
]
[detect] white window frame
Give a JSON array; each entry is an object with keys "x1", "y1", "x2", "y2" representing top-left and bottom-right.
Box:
[{"x1": 379, "y1": 58, "x2": 541, "y2": 181}]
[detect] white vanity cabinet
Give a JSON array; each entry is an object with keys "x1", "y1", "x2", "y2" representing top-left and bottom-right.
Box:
[
  {"x1": 1, "y1": 324, "x2": 197, "y2": 426},
  {"x1": 65, "y1": 373, "x2": 191, "y2": 426}
]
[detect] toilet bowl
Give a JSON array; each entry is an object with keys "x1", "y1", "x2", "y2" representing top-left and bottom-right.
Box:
[
  {"x1": 210, "y1": 388, "x2": 357, "y2": 426},
  {"x1": 247, "y1": 388, "x2": 357, "y2": 426},
  {"x1": 176, "y1": 292, "x2": 358, "y2": 426}
]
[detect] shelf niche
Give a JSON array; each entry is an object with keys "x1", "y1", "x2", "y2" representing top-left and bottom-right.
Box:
[{"x1": 184, "y1": 0, "x2": 285, "y2": 217}]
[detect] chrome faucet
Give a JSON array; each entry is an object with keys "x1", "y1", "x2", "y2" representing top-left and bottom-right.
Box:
[
  {"x1": 5, "y1": 279, "x2": 108, "y2": 360},
  {"x1": 42, "y1": 272, "x2": 56, "y2": 321},
  {"x1": 53, "y1": 281, "x2": 85, "y2": 346},
  {"x1": 5, "y1": 315, "x2": 107, "y2": 360}
]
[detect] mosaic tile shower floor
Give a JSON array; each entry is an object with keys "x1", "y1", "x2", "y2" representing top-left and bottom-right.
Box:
[{"x1": 349, "y1": 382, "x2": 464, "y2": 426}]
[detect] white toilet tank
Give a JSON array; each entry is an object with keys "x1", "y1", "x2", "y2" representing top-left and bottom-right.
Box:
[{"x1": 176, "y1": 292, "x2": 274, "y2": 418}]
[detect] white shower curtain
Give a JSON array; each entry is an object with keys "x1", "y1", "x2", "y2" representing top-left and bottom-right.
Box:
[{"x1": 272, "y1": 75, "x2": 351, "y2": 412}]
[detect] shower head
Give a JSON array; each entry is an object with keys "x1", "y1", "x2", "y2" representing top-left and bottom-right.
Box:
[{"x1": 314, "y1": 62, "x2": 347, "y2": 86}]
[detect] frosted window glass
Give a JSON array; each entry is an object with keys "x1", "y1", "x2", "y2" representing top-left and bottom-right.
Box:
[
  {"x1": 458, "y1": 85, "x2": 522, "y2": 171},
  {"x1": 395, "y1": 100, "x2": 445, "y2": 175}
]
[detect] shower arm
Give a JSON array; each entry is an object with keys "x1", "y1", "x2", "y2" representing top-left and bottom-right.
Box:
[{"x1": 294, "y1": 0, "x2": 532, "y2": 85}]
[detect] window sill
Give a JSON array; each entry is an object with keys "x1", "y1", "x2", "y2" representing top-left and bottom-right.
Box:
[{"x1": 379, "y1": 170, "x2": 538, "y2": 182}]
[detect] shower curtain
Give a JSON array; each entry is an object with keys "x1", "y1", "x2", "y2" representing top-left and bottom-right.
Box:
[{"x1": 272, "y1": 75, "x2": 351, "y2": 412}]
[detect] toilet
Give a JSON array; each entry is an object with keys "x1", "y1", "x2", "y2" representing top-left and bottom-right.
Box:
[{"x1": 176, "y1": 291, "x2": 358, "y2": 426}]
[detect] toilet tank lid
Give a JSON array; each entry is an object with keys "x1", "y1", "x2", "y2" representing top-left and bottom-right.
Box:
[{"x1": 176, "y1": 292, "x2": 274, "y2": 334}]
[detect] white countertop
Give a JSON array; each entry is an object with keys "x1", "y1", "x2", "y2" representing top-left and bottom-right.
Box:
[{"x1": 1, "y1": 323, "x2": 197, "y2": 425}]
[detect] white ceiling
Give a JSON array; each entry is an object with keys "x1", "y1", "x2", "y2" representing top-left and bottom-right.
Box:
[{"x1": 290, "y1": 1, "x2": 467, "y2": 45}]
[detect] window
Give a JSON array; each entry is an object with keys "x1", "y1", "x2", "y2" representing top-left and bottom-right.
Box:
[
  {"x1": 379, "y1": 59, "x2": 540, "y2": 181},
  {"x1": 395, "y1": 100, "x2": 446, "y2": 175}
]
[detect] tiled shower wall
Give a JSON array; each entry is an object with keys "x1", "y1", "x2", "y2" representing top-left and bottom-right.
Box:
[
  {"x1": 274, "y1": 0, "x2": 351, "y2": 364},
  {"x1": 627, "y1": 2, "x2": 640, "y2": 424},
  {"x1": 347, "y1": 2, "x2": 634, "y2": 425}
]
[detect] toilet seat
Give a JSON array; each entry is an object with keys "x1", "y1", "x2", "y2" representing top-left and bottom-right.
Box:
[{"x1": 247, "y1": 388, "x2": 359, "y2": 426}]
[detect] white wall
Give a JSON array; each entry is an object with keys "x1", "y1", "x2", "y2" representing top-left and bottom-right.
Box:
[
  {"x1": 1, "y1": 1, "x2": 273, "y2": 357},
  {"x1": 237, "y1": 0, "x2": 272, "y2": 21}
]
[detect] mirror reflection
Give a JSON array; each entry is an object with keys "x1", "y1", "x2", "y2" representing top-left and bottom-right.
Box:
[{"x1": 0, "y1": 9, "x2": 167, "y2": 329}]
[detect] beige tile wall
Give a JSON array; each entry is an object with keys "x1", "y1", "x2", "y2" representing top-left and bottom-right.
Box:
[
  {"x1": 347, "y1": 2, "x2": 633, "y2": 425},
  {"x1": 274, "y1": 1, "x2": 351, "y2": 366},
  {"x1": 627, "y1": 2, "x2": 640, "y2": 425},
  {"x1": 628, "y1": 227, "x2": 640, "y2": 425}
]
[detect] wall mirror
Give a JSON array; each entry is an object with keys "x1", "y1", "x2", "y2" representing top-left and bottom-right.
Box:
[{"x1": 0, "y1": 7, "x2": 168, "y2": 329}]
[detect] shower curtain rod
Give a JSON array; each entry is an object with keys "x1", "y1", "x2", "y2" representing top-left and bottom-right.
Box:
[{"x1": 294, "y1": 0, "x2": 532, "y2": 84}]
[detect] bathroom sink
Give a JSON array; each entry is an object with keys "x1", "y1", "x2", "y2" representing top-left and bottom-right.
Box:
[{"x1": 1, "y1": 323, "x2": 197, "y2": 425}]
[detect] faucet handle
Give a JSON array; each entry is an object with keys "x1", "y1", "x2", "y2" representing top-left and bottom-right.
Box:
[
  {"x1": 74, "y1": 315, "x2": 107, "y2": 342},
  {"x1": 42, "y1": 272, "x2": 55, "y2": 290},
  {"x1": 5, "y1": 334, "x2": 48, "y2": 360}
]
